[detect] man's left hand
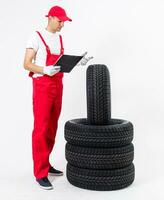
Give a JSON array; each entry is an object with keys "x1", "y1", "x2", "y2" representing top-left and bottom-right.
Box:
[{"x1": 78, "y1": 52, "x2": 93, "y2": 66}]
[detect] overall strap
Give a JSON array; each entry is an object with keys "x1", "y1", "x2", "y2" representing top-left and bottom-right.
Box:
[
  {"x1": 59, "y1": 35, "x2": 64, "y2": 54},
  {"x1": 36, "y1": 31, "x2": 51, "y2": 54}
]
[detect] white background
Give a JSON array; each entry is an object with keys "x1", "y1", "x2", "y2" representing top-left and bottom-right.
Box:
[{"x1": 0, "y1": 0, "x2": 164, "y2": 199}]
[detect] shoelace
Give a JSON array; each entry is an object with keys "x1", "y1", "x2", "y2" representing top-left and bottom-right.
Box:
[{"x1": 42, "y1": 177, "x2": 49, "y2": 182}]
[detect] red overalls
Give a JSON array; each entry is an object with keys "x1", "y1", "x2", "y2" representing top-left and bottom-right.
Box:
[{"x1": 30, "y1": 31, "x2": 64, "y2": 179}]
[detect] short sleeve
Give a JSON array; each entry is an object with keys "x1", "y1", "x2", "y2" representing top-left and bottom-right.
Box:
[{"x1": 26, "y1": 31, "x2": 39, "y2": 52}]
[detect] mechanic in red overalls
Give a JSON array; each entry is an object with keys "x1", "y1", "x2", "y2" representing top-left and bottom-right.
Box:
[{"x1": 23, "y1": 6, "x2": 93, "y2": 190}]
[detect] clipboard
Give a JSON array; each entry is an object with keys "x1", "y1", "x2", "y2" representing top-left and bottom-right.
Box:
[{"x1": 53, "y1": 54, "x2": 84, "y2": 73}]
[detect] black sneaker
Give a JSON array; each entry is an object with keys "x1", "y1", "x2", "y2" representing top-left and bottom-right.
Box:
[
  {"x1": 48, "y1": 166, "x2": 63, "y2": 176},
  {"x1": 36, "y1": 177, "x2": 53, "y2": 190}
]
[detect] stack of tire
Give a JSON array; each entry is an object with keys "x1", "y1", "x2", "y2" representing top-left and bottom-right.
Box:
[{"x1": 64, "y1": 64, "x2": 135, "y2": 191}]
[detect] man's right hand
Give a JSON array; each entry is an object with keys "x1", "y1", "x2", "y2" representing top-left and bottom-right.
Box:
[{"x1": 43, "y1": 65, "x2": 61, "y2": 76}]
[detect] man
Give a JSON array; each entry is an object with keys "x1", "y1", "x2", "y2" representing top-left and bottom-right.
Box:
[{"x1": 23, "y1": 5, "x2": 93, "y2": 190}]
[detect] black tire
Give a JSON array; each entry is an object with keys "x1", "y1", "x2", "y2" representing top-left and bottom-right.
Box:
[
  {"x1": 87, "y1": 64, "x2": 111, "y2": 125},
  {"x1": 66, "y1": 163, "x2": 135, "y2": 191},
  {"x1": 65, "y1": 143, "x2": 134, "y2": 169},
  {"x1": 64, "y1": 118, "x2": 133, "y2": 147}
]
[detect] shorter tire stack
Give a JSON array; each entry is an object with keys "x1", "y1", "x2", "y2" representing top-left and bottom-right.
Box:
[{"x1": 64, "y1": 65, "x2": 135, "y2": 191}]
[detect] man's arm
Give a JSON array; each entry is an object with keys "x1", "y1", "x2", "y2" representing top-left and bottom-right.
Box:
[
  {"x1": 23, "y1": 48, "x2": 44, "y2": 74},
  {"x1": 23, "y1": 48, "x2": 61, "y2": 76}
]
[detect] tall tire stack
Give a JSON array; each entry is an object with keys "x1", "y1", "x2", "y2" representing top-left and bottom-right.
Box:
[{"x1": 64, "y1": 64, "x2": 135, "y2": 191}]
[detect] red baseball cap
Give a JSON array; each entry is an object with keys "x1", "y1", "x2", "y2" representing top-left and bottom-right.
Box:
[{"x1": 45, "y1": 6, "x2": 72, "y2": 22}]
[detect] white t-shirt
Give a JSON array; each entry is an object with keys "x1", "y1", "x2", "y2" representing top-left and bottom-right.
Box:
[{"x1": 26, "y1": 28, "x2": 61, "y2": 77}]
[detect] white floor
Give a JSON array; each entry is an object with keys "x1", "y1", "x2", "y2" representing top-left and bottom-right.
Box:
[
  {"x1": 1, "y1": 116, "x2": 164, "y2": 200},
  {"x1": 1, "y1": 170, "x2": 164, "y2": 200},
  {"x1": 1, "y1": 142, "x2": 164, "y2": 200}
]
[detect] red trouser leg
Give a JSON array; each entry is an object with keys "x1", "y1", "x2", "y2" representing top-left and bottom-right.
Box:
[
  {"x1": 48, "y1": 80, "x2": 63, "y2": 152},
  {"x1": 46, "y1": 77, "x2": 63, "y2": 158},
  {"x1": 32, "y1": 76, "x2": 63, "y2": 179}
]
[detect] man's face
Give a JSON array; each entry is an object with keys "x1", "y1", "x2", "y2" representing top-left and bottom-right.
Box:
[{"x1": 49, "y1": 16, "x2": 64, "y2": 32}]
